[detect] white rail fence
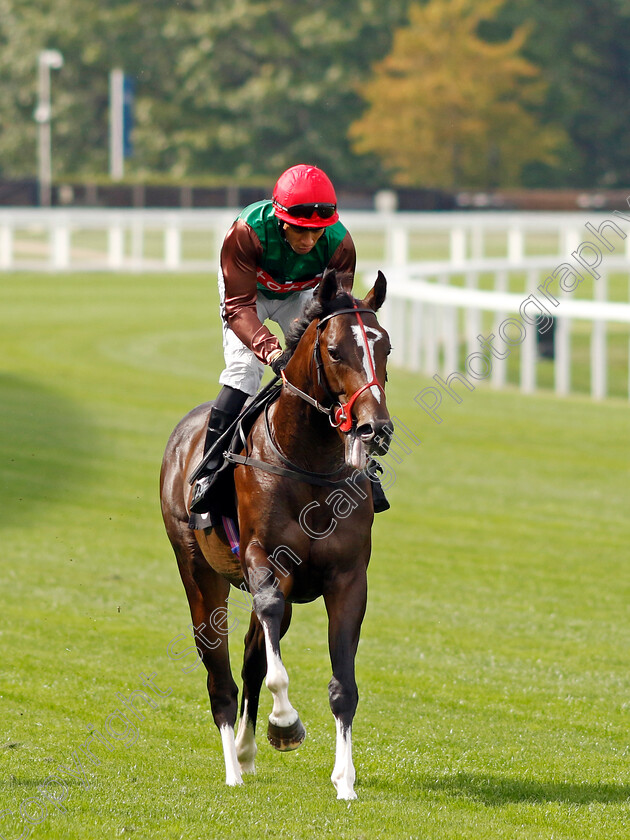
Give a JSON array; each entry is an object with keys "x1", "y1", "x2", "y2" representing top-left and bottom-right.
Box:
[
  {"x1": 2, "y1": 208, "x2": 630, "y2": 272},
  {"x1": 380, "y1": 258, "x2": 630, "y2": 401},
  {"x1": 0, "y1": 208, "x2": 235, "y2": 272},
  {"x1": 1, "y1": 207, "x2": 628, "y2": 400}
]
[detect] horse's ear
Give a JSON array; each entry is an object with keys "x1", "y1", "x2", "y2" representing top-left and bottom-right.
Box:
[
  {"x1": 361, "y1": 271, "x2": 387, "y2": 312},
  {"x1": 318, "y1": 268, "x2": 340, "y2": 304}
]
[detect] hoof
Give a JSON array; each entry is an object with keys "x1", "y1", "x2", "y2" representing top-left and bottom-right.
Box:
[{"x1": 267, "y1": 717, "x2": 306, "y2": 751}]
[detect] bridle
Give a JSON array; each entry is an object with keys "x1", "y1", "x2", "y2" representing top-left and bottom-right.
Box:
[
  {"x1": 225, "y1": 303, "x2": 387, "y2": 489},
  {"x1": 280, "y1": 303, "x2": 386, "y2": 433}
]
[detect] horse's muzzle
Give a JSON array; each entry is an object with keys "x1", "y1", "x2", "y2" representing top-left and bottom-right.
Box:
[{"x1": 356, "y1": 420, "x2": 393, "y2": 457}]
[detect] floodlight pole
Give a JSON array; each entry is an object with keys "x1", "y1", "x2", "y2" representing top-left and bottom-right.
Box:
[{"x1": 35, "y1": 49, "x2": 64, "y2": 207}]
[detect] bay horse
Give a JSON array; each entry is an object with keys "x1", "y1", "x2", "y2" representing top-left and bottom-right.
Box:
[{"x1": 160, "y1": 269, "x2": 392, "y2": 799}]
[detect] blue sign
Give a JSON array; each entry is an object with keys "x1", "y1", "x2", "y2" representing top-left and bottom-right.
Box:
[{"x1": 123, "y1": 75, "x2": 135, "y2": 158}]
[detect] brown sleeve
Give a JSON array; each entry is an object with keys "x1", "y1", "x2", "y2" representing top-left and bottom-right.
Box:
[
  {"x1": 328, "y1": 231, "x2": 357, "y2": 291},
  {"x1": 220, "y1": 219, "x2": 282, "y2": 365}
]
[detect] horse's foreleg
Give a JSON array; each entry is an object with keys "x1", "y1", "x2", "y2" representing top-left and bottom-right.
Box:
[
  {"x1": 256, "y1": 588, "x2": 305, "y2": 750},
  {"x1": 245, "y1": 545, "x2": 305, "y2": 751},
  {"x1": 236, "y1": 601, "x2": 293, "y2": 770},
  {"x1": 324, "y1": 569, "x2": 368, "y2": 800},
  {"x1": 261, "y1": 596, "x2": 302, "y2": 750}
]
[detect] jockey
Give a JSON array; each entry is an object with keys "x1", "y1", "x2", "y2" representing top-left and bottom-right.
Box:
[{"x1": 190, "y1": 164, "x2": 389, "y2": 515}]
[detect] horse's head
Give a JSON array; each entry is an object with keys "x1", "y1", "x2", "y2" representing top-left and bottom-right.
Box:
[{"x1": 310, "y1": 269, "x2": 393, "y2": 470}]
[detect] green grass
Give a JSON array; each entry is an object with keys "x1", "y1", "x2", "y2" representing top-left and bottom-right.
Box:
[{"x1": 1, "y1": 272, "x2": 629, "y2": 840}]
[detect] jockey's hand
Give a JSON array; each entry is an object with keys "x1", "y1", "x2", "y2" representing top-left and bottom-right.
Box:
[{"x1": 268, "y1": 348, "x2": 290, "y2": 376}]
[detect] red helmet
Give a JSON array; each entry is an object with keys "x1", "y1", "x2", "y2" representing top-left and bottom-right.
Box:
[{"x1": 272, "y1": 164, "x2": 339, "y2": 228}]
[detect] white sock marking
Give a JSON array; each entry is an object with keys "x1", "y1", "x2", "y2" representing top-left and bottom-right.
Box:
[
  {"x1": 220, "y1": 725, "x2": 243, "y2": 786},
  {"x1": 262, "y1": 625, "x2": 298, "y2": 728},
  {"x1": 331, "y1": 717, "x2": 356, "y2": 800},
  {"x1": 235, "y1": 699, "x2": 257, "y2": 773}
]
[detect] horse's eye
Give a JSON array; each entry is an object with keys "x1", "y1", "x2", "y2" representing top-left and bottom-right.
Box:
[{"x1": 327, "y1": 346, "x2": 341, "y2": 362}]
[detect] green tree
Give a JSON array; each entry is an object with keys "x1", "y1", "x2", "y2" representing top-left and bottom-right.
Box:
[
  {"x1": 134, "y1": 0, "x2": 412, "y2": 183},
  {"x1": 349, "y1": 0, "x2": 565, "y2": 188},
  {"x1": 0, "y1": 0, "x2": 412, "y2": 184},
  {"x1": 495, "y1": 0, "x2": 630, "y2": 187},
  {"x1": 0, "y1": 0, "x2": 172, "y2": 179}
]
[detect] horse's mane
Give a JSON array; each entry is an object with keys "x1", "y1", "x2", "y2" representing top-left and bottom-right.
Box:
[{"x1": 284, "y1": 271, "x2": 356, "y2": 357}]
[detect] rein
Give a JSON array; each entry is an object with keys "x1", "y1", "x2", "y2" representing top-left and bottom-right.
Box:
[
  {"x1": 226, "y1": 303, "x2": 383, "y2": 489},
  {"x1": 226, "y1": 402, "x2": 353, "y2": 488},
  {"x1": 281, "y1": 304, "x2": 385, "y2": 433}
]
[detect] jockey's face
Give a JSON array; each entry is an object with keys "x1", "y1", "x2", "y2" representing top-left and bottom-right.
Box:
[{"x1": 283, "y1": 223, "x2": 325, "y2": 255}]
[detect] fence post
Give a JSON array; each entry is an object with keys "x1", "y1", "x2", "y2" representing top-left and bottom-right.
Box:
[
  {"x1": 450, "y1": 228, "x2": 466, "y2": 264},
  {"x1": 108, "y1": 222, "x2": 124, "y2": 269},
  {"x1": 0, "y1": 225, "x2": 13, "y2": 269},
  {"x1": 562, "y1": 228, "x2": 581, "y2": 257},
  {"x1": 52, "y1": 219, "x2": 70, "y2": 269},
  {"x1": 591, "y1": 320, "x2": 607, "y2": 399},
  {"x1": 591, "y1": 271, "x2": 608, "y2": 399},
  {"x1": 508, "y1": 227, "x2": 524, "y2": 263},
  {"x1": 131, "y1": 215, "x2": 144, "y2": 270},
  {"x1": 165, "y1": 218, "x2": 181, "y2": 269},
  {"x1": 386, "y1": 224, "x2": 409, "y2": 266},
  {"x1": 491, "y1": 270, "x2": 508, "y2": 389},
  {"x1": 422, "y1": 301, "x2": 438, "y2": 375},
  {"x1": 554, "y1": 316, "x2": 571, "y2": 396},
  {"x1": 514, "y1": 268, "x2": 539, "y2": 393},
  {"x1": 464, "y1": 272, "x2": 481, "y2": 360},
  {"x1": 442, "y1": 305, "x2": 458, "y2": 375}
]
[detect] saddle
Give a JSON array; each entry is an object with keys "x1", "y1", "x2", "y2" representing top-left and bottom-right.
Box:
[{"x1": 187, "y1": 377, "x2": 282, "y2": 531}]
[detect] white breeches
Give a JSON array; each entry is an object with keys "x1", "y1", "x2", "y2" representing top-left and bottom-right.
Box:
[{"x1": 217, "y1": 270, "x2": 315, "y2": 396}]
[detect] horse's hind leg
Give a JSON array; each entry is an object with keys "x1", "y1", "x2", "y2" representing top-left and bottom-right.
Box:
[
  {"x1": 175, "y1": 539, "x2": 242, "y2": 785},
  {"x1": 234, "y1": 613, "x2": 264, "y2": 773},
  {"x1": 235, "y1": 601, "x2": 293, "y2": 770}
]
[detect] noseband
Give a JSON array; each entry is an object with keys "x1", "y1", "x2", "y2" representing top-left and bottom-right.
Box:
[{"x1": 281, "y1": 303, "x2": 385, "y2": 433}]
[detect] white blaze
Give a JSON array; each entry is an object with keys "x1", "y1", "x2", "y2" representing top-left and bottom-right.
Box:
[{"x1": 351, "y1": 324, "x2": 383, "y2": 403}]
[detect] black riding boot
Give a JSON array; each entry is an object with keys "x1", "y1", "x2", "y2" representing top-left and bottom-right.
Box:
[
  {"x1": 368, "y1": 460, "x2": 390, "y2": 513},
  {"x1": 189, "y1": 385, "x2": 248, "y2": 514}
]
